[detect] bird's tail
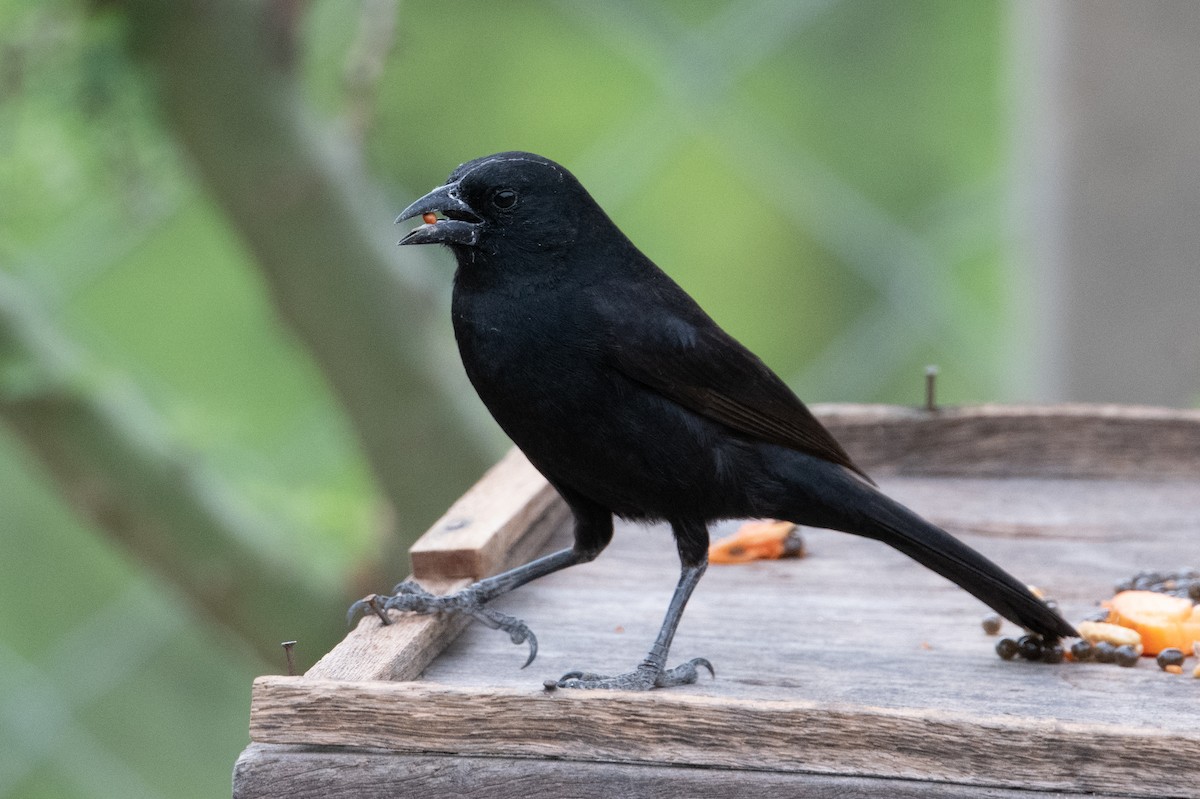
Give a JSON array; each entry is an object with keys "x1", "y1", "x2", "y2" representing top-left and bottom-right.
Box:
[{"x1": 782, "y1": 468, "x2": 1077, "y2": 640}]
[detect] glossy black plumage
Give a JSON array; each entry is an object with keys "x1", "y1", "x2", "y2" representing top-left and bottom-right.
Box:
[{"x1": 362, "y1": 151, "x2": 1076, "y2": 690}]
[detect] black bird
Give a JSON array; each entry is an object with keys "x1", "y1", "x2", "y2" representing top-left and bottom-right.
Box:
[{"x1": 356, "y1": 151, "x2": 1076, "y2": 690}]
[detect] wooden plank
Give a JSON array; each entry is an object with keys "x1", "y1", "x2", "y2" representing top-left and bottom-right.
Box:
[
  {"x1": 234, "y1": 742, "x2": 1125, "y2": 799},
  {"x1": 813, "y1": 403, "x2": 1200, "y2": 478},
  {"x1": 303, "y1": 578, "x2": 469, "y2": 682},
  {"x1": 409, "y1": 447, "x2": 568, "y2": 581},
  {"x1": 249, "y1": 675, "x2": 1200, "y2": 798}
]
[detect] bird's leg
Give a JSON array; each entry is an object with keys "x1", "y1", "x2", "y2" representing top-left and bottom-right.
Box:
[
  {"x1": 348, "y1": 547, "x2": 586, "y2": 668},
  {"x1": 349, "y1": 490, "x2": 613, "y2": 669},
  {"x1": 548, "y1": 520, "x2": 714, "y2": 691}
]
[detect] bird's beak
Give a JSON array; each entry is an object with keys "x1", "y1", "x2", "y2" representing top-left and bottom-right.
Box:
[{"x1": 395, "y1": 181, "x2": 483, "y2": 247}]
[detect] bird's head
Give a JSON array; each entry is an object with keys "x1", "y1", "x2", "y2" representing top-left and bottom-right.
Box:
[{"x1": 396, "y1": 152, "x2": 587, "y2": 256}]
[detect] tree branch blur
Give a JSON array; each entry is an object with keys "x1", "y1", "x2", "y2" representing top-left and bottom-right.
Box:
[
  {"x1": 119, "y1": 0, "x2": 496, "y2": 547},
  {"x1": 0, "y1": 270, "x2": 344, "y2": 663}
]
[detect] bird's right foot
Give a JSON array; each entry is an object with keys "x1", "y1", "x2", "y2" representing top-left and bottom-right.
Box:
[
  {"x1": 543, "y1": 657, "x2": 714, "y2": 691},
  {"x1": 348, "y1": 580, "x2": 539, "y2": 667}
]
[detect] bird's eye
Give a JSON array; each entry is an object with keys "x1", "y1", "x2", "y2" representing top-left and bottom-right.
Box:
[{"x1": 492, "y1": 189, "x2": 518, "y2": 209}]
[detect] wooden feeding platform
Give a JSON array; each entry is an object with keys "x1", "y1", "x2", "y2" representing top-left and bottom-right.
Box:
[{"x1": 235, "y1": 404, "x2": 1200, "y2": 799}]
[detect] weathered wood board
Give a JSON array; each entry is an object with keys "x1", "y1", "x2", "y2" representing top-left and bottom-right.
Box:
[
  {"x1": 238, "y1": 405, "x2": 1200, "y2": 799},
  {"x1": 233, "y1": 743, "x2": 1136, "y2": 799}
]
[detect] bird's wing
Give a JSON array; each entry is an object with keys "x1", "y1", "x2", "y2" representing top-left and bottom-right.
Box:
[{"x1": 603, "y1": 307, "x2": 874, "y2": 484}]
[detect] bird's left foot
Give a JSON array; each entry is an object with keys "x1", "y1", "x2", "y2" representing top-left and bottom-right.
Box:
[
  {"x1": 544, "y1": 657, "x2": 714, "y2": 691},
  {"x1": 348, "y1": 580, "x2": 539, "y2": 667}
]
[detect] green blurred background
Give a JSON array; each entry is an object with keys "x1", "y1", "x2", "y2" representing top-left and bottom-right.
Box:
[{"x1": 0, "y1": 0, "x2": 1074, "y2": 795}]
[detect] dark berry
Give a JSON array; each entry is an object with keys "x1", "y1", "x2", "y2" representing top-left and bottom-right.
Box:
[
  {"x1": 1069, "y1": 640, "x2": 1094, "y2": 662},
  {"x1": 981, "y1": 614, "x2": 1002, "y2": 636},
  {"x1": 1041, "y1": 643, "x2": 1065, "y2": 664},
  {"x1": 995, "y1": 638, "x2": 1020, "y2": 660},
  {"x1": 1017, "y1": 635, "x2": 1044, "y2": 661},
  {"x1": 1156, "y1": 648, "x2": 1185, "y2": 670},
  {"x1": 1114, "y1": 644, "x2": 1140, "y2": 667},
  {"x1": 1093, "y1": 641, "x2": 1117, "y2": 663}
]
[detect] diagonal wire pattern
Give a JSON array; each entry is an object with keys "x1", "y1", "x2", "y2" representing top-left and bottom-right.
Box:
[
  {"x1": 0, "y1": 583, "x2": 180, "y2": 798},
  {"x1": 558, "y1": 0, "x2": 1005, "y2": 400}
]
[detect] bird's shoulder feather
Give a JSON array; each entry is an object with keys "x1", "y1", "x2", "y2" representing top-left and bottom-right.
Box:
[{"x1": 596, "y1": 288, "x2": 872, "y2": 483}]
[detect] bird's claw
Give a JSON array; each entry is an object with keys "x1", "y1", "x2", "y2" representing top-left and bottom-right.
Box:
[
  {"x1": 467, "y1": 606, "x2": 539, "y2": 667},
  {"x1": 347, "y1": 583, "x2": 539, "y2": 667},
  {"x1": 346, "y1": 593, "x2": 392, "y2": 626},
  {"x1": 544, "y1": 657, "x2": 715, "y2": 691}
]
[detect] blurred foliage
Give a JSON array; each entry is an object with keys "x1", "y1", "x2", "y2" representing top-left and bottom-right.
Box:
[
  {"x1": 361, "y1": 0, "x2": 1009, "y2": 403},
  {"x1": 0, "y1": 0, "x2": 1012, "y2": 796}
]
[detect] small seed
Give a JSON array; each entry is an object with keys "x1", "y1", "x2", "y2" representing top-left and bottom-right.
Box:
[
  {"x1": 422, "y1": 212, "x2": 437, "y2": 225},
  {"x1": 1165, "y1": 664, "x2": 1183, "y2": 675},
  {"x1": 981, "y1": 614, "x2": 1002, "y2": 636}
]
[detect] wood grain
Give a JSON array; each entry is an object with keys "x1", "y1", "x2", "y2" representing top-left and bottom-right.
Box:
[
  {"x1": 814, "y1": 403, "x2": 1200, "y2": 478},
  {"x1": 234, "y1": 743, "x2": 1129, "y2": 799},
  {"x1": 409, "y1": 447, "x2": 569, "y2": 581},
  {"x1": 249, "y1": 676, "x2": 1200, "y2": 798},
  {"x1": 304, "y1": 578, "x2": 470, "y2": 682}
]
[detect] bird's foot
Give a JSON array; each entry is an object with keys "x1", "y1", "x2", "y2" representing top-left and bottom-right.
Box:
[
  {"x1": 544, "y1": 657, "x2": 714, "y2": 691},
  {"x1": 348, "y1": 580, "x2": 538, "y2": 667}
]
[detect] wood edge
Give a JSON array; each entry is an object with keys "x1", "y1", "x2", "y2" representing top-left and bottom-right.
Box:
[
  {"x1": 810, "y1": 402, "x2": 1200, "y2": 477},
  {"x1": 250, "y1": 674, "x2": 1194, "y2": 740},
  {"x1": 810, "y1": 401, "x2": 1200, "y2": 422},
  {"x1": 409, "y1": 447, "x2": 535, "y2": 545},
  {"x1": 410, "y1": 447, "x2": 561, "y2": 581},
  {"x1": 248, "y1": 676, "x2": 1199, "y2": 796},
  {"x1": 232, "y1": 742, "x2": 1137, "y2": 799},
  {"x1": 473, "y1": 480, "x2": 563, "y2": 577},
  {"x1": 302, "y1": 577, "x2": 469, "y2": 681}
]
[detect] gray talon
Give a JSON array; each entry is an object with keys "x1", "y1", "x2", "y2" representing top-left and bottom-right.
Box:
[
  {"x1": 349, "y1": 584, "x2": 539, "y2": 667},
  {"x1": 549, "y1": 657, "x2": 715, "y2": 690},
  {"x1": 345, "y1": 597, "x2": 369, "y2": 625}
]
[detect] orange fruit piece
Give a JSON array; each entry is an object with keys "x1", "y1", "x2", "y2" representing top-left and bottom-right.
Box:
[
  {"x1": 1107, "y1": 590, "x2": 1200, "y2": 656},
  {"x1": 709, "y1": 520, "x2": 803, "y2": 565}
]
